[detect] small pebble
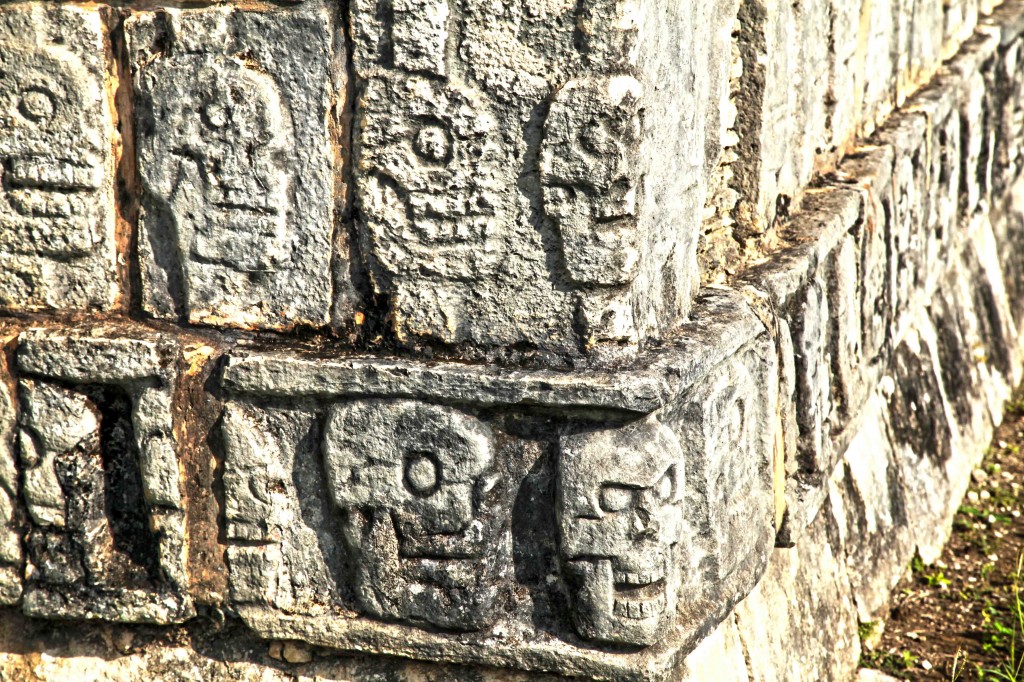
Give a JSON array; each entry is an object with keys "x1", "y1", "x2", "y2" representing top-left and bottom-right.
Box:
[
  {"x1": 981, "y1": 491, "x2": 992, "y2": 500},
  {"x1": 1013, "y1": 510, "x2": 1020, "y2": 518},
  {"x1": 268, "y1": 642, "x2": 283, "y2": 661},
  {"x1": 921, "y1": 660, "x2": 933, "y2": 671},
  {"x1": 974, "y1": 469, "x2": 989, "y2": 482},
  {"x1": 988, "y1": 514, "x2": 997, "y2": 523}
]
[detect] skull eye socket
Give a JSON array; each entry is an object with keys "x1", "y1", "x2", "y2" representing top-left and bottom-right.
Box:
[
  {"x1": 203, "y1": 101, "x2": 228, "y2": 129},
  {"x1": 600, "y1": 484, "x2": 636, "y2": 513},
  {"x1": 404, "y1": 452, "x2": 441, "y2": 497},
  {"x1": 655, "y1": 466, "x2": 675, "y2": 501},
  {"x1": 17, "y1": 87, "x2": 56, "y2": 123}
]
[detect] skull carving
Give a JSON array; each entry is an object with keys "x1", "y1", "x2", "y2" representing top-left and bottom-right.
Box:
[
  {"x1": 557, "y1": 418, "x2": 684, "y2": 647},
  {"x1": 138, "y1": 53, "x2": 292, "y2": 297},
  {"x1": 541, "y1": 74, "x2": 644, "y2": 287},
  {"x1": 0, "y1": 44, "x2": 106, "y2": 258},
  {"x1": 358, "y1": 75, "x2": 507, "y2": 283},
  {"x1": 323, "y1": 400, "x2": 503, "y2": 631}
]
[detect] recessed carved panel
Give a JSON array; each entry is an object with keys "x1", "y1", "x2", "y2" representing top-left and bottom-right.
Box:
[
  {"x1": 128, "y1": 8, "x2": 336, "y2": 331},
  {"x1": 13, "y1": 328, "x2": 192, "y2": 624},
  {"x1": 0, "y1": 6, "x2": 116, "y2": 311}
]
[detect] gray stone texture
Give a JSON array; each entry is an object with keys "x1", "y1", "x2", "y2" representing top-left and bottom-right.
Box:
[
  {"x1": 13, "y1": 327, "x2": 193, "y2": 624},
  {"x1": 350, "y1": 0, "x2": 737, "y2": 356},
  {"x1": 128, "y1": 6, "x2": 339, "y2": 331},
  {"x1": 219, "y1": 291, "x2": 776, "y2": 679},
  {"x1": 0, "y1": 0, "x2": 1024, "y2": 680},
  {"x1": 0, "y1": 4, "x2": 117, "y2": 312}
]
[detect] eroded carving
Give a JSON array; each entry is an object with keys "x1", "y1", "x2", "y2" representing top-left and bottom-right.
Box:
[
  {"x1": 14, "y1": 329, "x2": 192, "y2": 624},
  {"x1": 541, "y1": 75, "x2": 644, "y2": 287},
  {"x1": 128, "y1": 9, "x2": 335, "y2": 330},
  {"x1": 138, "y1": 54, "x2": 293, "y2": 310},
  {"x1": 557, "y1": 418, "x2": 684, "y2": 647},
  {"x1": 323, "y1": 399, "x2": 501, "y2": 631},
  {"x1": 358, "y1": 76, "x2": 508, "y2": 285},
  {"x1": 0, "y1": 8, "x2": 115, "y2": 310}
]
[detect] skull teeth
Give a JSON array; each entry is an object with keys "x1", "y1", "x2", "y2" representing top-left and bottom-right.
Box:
[
  {"x1": 613, "y1": 594, "x2": 666, "y2": 620},
  {"x1": 613, "y1": 571, "x2": 661, "y2": 586}
]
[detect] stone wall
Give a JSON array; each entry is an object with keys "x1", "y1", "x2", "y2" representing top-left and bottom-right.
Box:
[{"x1": 1, "y1": 0, "x2": 1024, "y2": 680}]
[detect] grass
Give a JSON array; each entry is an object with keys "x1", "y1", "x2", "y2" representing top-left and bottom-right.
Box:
[{"x1": 980, "y1": 554, "x2": 1024, "y2": 681}]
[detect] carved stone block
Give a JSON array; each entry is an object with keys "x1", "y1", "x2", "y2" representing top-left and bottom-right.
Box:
[
  {"x1": 13, "y1": 327, "x2": 192, "y2": 623},
  {"x1": 0, "y1": 5, "x2": 117, "y2": 312},
  {"x1": 220, "y1": 290, "x2": 776, "y2": 680},
  {"x1": 0, "y1": 336, "x2": 22, "y2": 605},
  {"x1": 349, "y1": 0, "x2": 734, "y2": 355},
  {"x1": 127, "y1": 7, "x2": 337, "y2": 331}
]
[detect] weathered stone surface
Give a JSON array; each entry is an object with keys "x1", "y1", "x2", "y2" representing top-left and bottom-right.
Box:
[
  {"x1": 13, "y1": 327, "x2": 192, "y2": 623},
  {"x1": 734, "y1": 510, "x2": 860, "y2": 682},
  {"x1": 677, "y1": 615, "x2": 749, "y2": 682},
  {"x1": 558, "y1": 417, "x2": 685, "y2": 646},
  {"x1": 128, "y1": 6, "x2": 338, "y2": 331},
  {"x1": 350, "y1": 0, "x2": 738, "y2": 356},
  {"x1": 220, "y1": 299, "x2": 775, "y2": 679},
  {"x1": 0, "y1": 4, "x2": 117, "y2": 312},
  {"x1": 0, "y1": 334, "x2": 22, "y2": 606},
  {"x1": 828, "y1": 393, "x2": 913, "y2": 624}
]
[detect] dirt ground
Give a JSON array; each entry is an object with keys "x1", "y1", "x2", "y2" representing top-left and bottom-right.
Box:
[{"x1": 862, "y1": 390, "x2": 1024, "y2": 680}]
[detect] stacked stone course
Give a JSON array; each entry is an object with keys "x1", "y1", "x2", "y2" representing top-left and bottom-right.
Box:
[{"x1": 1, "y1": 0, "x2": 1024, "y2": 680}]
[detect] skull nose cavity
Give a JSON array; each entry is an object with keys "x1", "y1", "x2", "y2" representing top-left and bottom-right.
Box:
[{"x1": 630, "y1": 507, "x2": 658, "y2": 538}]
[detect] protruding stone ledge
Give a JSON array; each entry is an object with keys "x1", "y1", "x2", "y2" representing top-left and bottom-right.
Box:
[{"x1": 217, "y1": 289, "x2": 777, "y2": 681}]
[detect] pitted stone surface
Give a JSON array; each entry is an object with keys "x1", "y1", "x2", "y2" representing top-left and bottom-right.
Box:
[
  {"x1": 220, "y1": 301, "x2": 775, "y2": 679},
  {"x1": 0, "y1": 5, "x2": 116, "y2": 312},
  {"x1": 13, "y1": 327, "x2": 192, "y2": 624},
  {"x1": 127, "y1": 6, "x2": 337, "y2": 331},
  {"x1": 350, "y1": 0, "x2": 736, "y2": 355},
  {"x1": 0, "y1": 342, "x2": 22, "y2": 605}
]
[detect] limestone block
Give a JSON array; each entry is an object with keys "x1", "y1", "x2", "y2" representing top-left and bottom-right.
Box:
[
  {"x1": 994, "y1": 36, "x2": 1024, "y2": 198},
  {"x1": 877, "y1": 113, "x2": 932, "y2": 339},
  {"x1": 829, "y1": 0, "x2": 866, "y2": 155},
  {"x1": 13, "y1": 327, "x2": 192, "y2": 623},
  {"x1": 948, "y1": 30, "x2": 1000, "y2": 219},
  {"x1": 219, "y1": 291, "x2": 776, "y2": 680},
  {"x1": 0, "y1": 5, "x2": 117, "y2": 312},
  {"x1": 737, "y1": 187, "x2": 862, "y2": 543},
  {"x1": 884, "y1": 323, "x2": 962, "y2": 563},
  {"x1": 841, "y1": 146, "x2": 897, "y2": 367},
  {"x1": 734, "y1": 509, "x2": 861, "y2": 682},
  {"x1": 349, "y1": 0, "x2": 738, "y2": 355},
  {"x1": 677, "y1": 615, "x2": 749, "y2": 682},
  {"x1": 828, "y1": 393, "x2": 914, "y2": 624},
  {"x1": 0, "y1": 338, "x2": 22, "y2": 605},
  {"x1": 127, "y1": 6, "x2": 337, "y2": 331},
  {"x1": 995, "y1": 179, "x2": 1024, "y2": 332},
  {"x1": 912, "y1": 82, "x2": 962, "y2": 293}
]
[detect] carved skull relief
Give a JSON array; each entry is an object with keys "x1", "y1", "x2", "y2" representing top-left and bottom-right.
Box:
[
  {"x1": 557, "y1": 418, "x2": 684, "y2": 646},
  {"x1": 139, "y1": 54, "x2": 292, "y2": 276},
  {"x1": 323, "y1": 399, "x2": 502, "y2": 631},
  {"x1": 357, "y1": 75, "x2": 507, "y2": 283},
  {"x1": 0, "y1": 45, "x2": 105, "y2": 258},
  {"x1": 541, "y1": 74, "x2": 644, "y2": 287}
]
